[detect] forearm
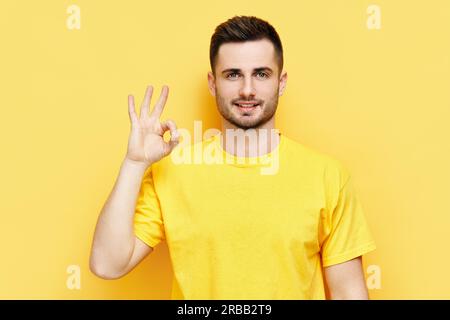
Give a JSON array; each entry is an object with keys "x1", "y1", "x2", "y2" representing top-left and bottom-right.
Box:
[{"x1": 89, "y1": 157, "x2": 150, "y2": 278}]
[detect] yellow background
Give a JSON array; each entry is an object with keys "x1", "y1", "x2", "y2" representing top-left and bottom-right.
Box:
[{"x1": 1, "y1": 0, "x2": 449, "y2": 299}]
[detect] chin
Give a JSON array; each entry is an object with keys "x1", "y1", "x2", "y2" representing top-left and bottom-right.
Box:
[{"x1": 233, "y1": 118, "x2": 264, "y2": 129}]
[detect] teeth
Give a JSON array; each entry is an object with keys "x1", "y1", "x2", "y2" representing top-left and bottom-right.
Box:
[{"x1": 237, "y1": 103, "x2": 257, "y2": 107}]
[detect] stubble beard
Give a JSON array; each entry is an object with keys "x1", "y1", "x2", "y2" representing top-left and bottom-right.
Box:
[{"x1": 215, "y1": 90, "x2": 279, "y2": 130}]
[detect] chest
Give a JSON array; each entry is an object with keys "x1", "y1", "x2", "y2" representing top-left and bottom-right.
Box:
[{"x1": 161, "y1": 169, "x2": 326, "y2": 251}]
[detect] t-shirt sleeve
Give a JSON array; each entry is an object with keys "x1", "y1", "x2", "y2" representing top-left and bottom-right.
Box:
[
  {"x1": 133, "y1": 166, "x2": 165, "y2": 248},
  {"x1": 319, "y1": 163, "x2": 376, "y2": 267}
]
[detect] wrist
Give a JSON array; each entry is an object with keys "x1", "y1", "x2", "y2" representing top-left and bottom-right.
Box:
[{"x1": 122, "y1": 157, "x2": 150, "y2": 172}]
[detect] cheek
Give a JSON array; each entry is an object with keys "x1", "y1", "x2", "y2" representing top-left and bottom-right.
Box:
[
  {"x1": 216, "y1": 83, "x2": 237, "y2": 99},
  {"x1": 258, "y1": 80, "x2": 279, "y2": 95}
]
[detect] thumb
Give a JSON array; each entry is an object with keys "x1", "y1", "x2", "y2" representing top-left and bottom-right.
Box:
[
  {"x1": 163, "y1": 137, "x2": 180, "y2": 156},
  {"x1": 160, "y1": 119, "x2": 180, "y2": 156}
]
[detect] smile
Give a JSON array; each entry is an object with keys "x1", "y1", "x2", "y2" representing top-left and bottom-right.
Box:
[{"x1": 234, "y1": 103, "x2": 260, "y2": 111}]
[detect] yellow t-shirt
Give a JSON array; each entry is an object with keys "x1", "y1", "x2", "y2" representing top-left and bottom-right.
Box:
[{"x1": 133, "y1": 132, "x2": 376, "y2": 299}]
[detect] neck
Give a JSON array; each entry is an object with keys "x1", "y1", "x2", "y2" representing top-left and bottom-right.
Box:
[{"x1": 219, "y1": 117, "x2": 281, "y2": 157}]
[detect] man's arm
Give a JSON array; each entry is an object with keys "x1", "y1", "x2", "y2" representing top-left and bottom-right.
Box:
[
  {"x1": 323, "y1": 256, "x2": 369, "y2": 299},
  {"x1": 89, "y1": 85, "x2": 179, "y2": 279},
  {"x1": 89, "y1": 158, "x2": 154, "y2": 279},
  {"x1": 91, "y1": 234, "x2": 154, "y2": 280}
]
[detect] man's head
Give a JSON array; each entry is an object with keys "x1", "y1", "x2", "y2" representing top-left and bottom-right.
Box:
[{"x1": 208, "y1": 16, "x2": 287, "y2": 130}]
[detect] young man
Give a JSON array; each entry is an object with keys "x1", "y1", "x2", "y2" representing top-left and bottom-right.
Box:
[{"x1": 89, "y1": 16, "x2": 376, "y2": 299}]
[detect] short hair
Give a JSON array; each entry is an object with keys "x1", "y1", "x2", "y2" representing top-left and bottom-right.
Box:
[{"x1": 209, "y1": 16, "x2": 284, "y2": 76}]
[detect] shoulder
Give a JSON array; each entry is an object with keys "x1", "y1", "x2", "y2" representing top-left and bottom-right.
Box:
[
  {"x1": 282, "y1": 135, "x2": 350, "y2": 188},
  {"x1": 283, "y1": 135, "x2": 346, "y2": 170}
]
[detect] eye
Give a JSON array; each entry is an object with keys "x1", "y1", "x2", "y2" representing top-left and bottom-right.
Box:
[
  {"x1": 226, "y1": 72, "x2": 240, "y2": 79},
  {"x1": 256, "y1": 71, "x2": 268, "y2": 78}
]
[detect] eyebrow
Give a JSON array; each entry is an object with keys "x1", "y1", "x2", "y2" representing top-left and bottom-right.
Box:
[{"x1": 221, "y1": 67, "x2": 274, "y2": 75}]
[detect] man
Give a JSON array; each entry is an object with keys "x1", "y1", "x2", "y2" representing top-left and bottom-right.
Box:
[{"x1": 89, "y1": 15, "x2": 376, "y2": 299}]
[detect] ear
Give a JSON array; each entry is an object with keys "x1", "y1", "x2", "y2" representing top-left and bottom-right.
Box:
[
  {"x1": 207, "y1": 71, "x2": 216, "y2": 97},
  {"x1": 278, "y1": 71, "x2": 288, "y2": 96}
]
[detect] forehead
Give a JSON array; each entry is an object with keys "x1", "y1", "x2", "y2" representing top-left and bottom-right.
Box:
[{"x1": 216, "y1": 39, "x2": 276, "y2": 71}]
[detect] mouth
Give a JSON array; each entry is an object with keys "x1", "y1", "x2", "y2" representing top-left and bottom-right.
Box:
[{"x1": 233, "y1": 102, "x2": 261, "y2": 112}]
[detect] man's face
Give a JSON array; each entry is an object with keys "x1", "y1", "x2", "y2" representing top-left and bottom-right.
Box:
[{"x1": 208, "y1": 39, "x2": 287, "y2": 129}]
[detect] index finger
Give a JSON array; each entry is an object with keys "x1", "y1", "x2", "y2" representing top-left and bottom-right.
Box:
[{"x1": 150, "y1": 85, "x2": 169, "y2": 118}]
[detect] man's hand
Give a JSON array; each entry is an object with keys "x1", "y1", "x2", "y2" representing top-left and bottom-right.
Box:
[{"x1": 126, "y1": 85, "x2": 179, "y2": 167}]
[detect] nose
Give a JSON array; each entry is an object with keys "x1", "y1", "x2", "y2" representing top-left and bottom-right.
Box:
[{"x1": 239, "y1": 76, "x2": 256, "y2": 98}]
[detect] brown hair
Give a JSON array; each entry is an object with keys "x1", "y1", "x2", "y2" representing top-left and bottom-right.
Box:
[{"x1": 209, "y1": 16, "x2": 284, "y2": 76}]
